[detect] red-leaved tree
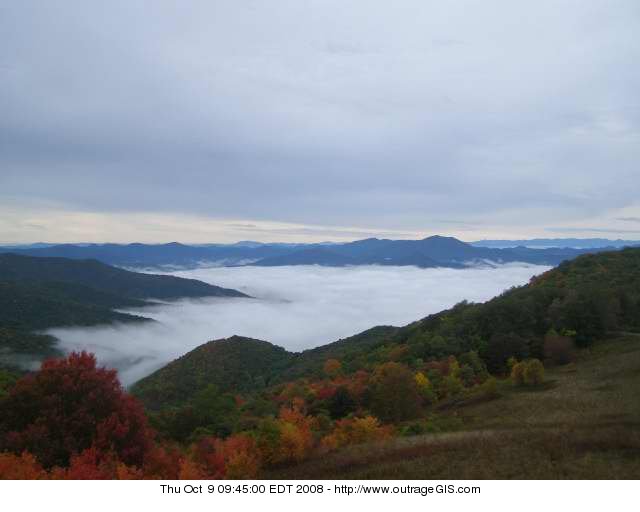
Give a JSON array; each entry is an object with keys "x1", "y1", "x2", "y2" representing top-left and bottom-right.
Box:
[{"x1": 0, "y1": 352, "x2": 153, "y2": 469}]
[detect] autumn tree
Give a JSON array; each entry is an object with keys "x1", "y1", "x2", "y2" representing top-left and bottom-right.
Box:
[
  {"x1": 321, "y1": 416, "x2": 391, "y2": 451},
  {"x1": 255, "y1": 404, "x2": 314, "y2": 466},
  {"x1": 323, "y1": 359, "x2": 342, "y2": 378},
  {"x1": 0, "y1": 451, "x2": 46, "y2": 479},
  {"x1": 370, "y1": 362, "x2": 421, "y2": 423},
  {"x1": 0, "y1": 352, "x2": 153, "y2": 469},
  {"x1": 414, "y1": 372, "x2": 436, "y2": 405},
  {"x1": 510, "y1": 361, "x2": 526, "y2": 386},
  {"x1": 523, "y1": 359, "x2": 545, "y2": 386}
]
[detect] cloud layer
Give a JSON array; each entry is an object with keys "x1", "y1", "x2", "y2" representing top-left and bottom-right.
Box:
[{"x1": 48, "y1": 264, "x2": 548, "y2": 385}]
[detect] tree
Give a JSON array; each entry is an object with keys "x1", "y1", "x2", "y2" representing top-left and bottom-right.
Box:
[
  {"x1": 0, "y1": 451, "x2": 46, "y2": 479},
  {"x1": 190, "y1": 384, "x2": 237, "y2": 437},
  {"x1": 0, "y1": 369, "x2": 18, "y2": 399},
  {"x1": 0, "y1": 352, "x2": 153, "y2": 468},
  {"x1": 443, "y1": 374, "x2": 464, "y2": 397},
  {"x1": 370, "y1": 362, "x2": 421, "y2": 423},
  {"x1": 255, "y1": 405, "x2": 314, "y2": 466},
  {"x1": 459, "y1": 351, "x2": 489, "y2": 382},
  {"x1": 483, "y1": 333, "x2": 529, "y2": 373},
  {"x1": 414, "y1": 372, "x2": 436, "y2": 404},
  {"x1": 543, "y1": 330, "x2": 575, "y2": 365},
  {"x1": 323, "y1": 359, "x2": 342, "y2": 378},
  {"x1": 328, "y1": 386, "x2": 355, "y2": 419}
]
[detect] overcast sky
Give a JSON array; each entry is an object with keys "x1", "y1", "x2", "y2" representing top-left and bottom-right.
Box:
[{"x1": 1, "y1": 1, "x2": 639, "y2": 243}]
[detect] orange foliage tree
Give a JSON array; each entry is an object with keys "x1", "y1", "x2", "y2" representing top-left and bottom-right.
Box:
[{"x1": 323, "y1": 359, "x2": 342, "y2": 378}]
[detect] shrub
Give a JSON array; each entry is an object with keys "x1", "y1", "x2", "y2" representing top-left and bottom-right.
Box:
[
  {"x1": 478, "y1": 377, "x2": 499, "y2": 399},
  {"x1": 458, "y1": 365, "x2": 475, "y2": 386},
  {"x1": 321, "y1": 416, "x2": 391, "y2": 451},
  {"x1": 524, "y1": 359, "x2": 545, "y2": 386},
  {"x1": 544, "y1": 331, "x2": 575, "y2": 365},
  {"x1": 510, "y1": 361, "x2": 526, "y2": 386}
]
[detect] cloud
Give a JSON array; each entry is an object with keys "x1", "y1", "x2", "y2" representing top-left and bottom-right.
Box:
[
  {"x1": 47, "y1": 264, "x2": 549, "y2": 385},
  {"x1": 1, "y1": 1, "x2": 639, "y2": 241}
]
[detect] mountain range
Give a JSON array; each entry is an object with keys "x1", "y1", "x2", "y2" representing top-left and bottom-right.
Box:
[
  {"x1": 2, "y1": 235, "x2": 633, "y2": 269},
  {"x1": 472, "y1": 238, "x2": 640, "y2": 249}
]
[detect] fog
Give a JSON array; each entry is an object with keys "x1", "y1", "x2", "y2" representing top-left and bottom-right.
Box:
[{"x1": 48, "y1": 264, "x2": 549, "y2": 385}]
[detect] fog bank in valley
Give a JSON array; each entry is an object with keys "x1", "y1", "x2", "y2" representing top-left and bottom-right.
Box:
[{"x1": 49, "y1": 264, "x2": 549, "y2": 386}]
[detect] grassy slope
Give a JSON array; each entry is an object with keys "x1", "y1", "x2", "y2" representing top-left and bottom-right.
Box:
[{"x1": 270, "y1": 334, "x2": 640, "y2": 479}]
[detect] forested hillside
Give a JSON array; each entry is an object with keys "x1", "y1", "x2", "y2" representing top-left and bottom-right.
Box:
[
  {"x1": 0, "y1": 254, "x2": 249, "y2": 369},
  {"x1": 0, "y1": 253, "x2": 249, "y2": 299}
]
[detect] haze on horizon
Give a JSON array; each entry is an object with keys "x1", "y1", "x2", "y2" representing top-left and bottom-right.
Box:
[{"x1": 1, "y1": 1, "x2": 639, "y2": 244}]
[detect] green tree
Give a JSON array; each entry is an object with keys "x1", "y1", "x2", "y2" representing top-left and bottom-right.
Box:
[
  {"x1": 370, "y1": 362, "x2": 421, "y2": 423},
  {"x1": 328, "y1": 386, "x2": 356, "y2": 419}
]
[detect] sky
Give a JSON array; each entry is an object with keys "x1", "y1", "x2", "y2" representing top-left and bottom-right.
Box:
[
  {"x1": 1, "y1": 1, "x2": 639, "y2": 244},
  {"x1": 47, "y1": 263, "x2": 547, "y2": 384}
]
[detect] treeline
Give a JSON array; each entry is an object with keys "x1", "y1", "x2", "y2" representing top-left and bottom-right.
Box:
[{"x1": 390, "y1": 248, "x2": 640, "y2": 372}]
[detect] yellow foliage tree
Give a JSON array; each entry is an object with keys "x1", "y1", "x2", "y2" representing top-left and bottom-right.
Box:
[
  {"x1": 511, "y1": 361, "x2": 526, "y2": 386},
  {"x1": 524, "y1": 359, "x2": 545, "y2": 386}
]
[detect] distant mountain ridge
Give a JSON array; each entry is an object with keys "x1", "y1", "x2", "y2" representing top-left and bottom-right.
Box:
[
  {"x1": 472, "y1": 238, "x2": 640, "y2": 249},
  {"x1": 0, "y1": 235, "x2": 617, "y2": 269},
  {"x1": 0, "y1": 253, "x2": 248, "y2": 300}
]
